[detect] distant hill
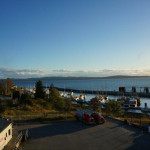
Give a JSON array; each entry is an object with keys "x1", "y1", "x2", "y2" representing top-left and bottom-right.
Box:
[{"x1": 11, "y1": 75, "x2": 150, "y2": 81}]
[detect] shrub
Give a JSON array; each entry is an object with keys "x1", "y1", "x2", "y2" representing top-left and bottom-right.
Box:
[{"x1": 20, "y1": 93, "x2": 33, "y2": 106}]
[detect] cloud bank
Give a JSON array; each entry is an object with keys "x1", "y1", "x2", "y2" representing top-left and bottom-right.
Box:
[{"x1": 0, "y1": 68, "x2": 150, "y2": 79}]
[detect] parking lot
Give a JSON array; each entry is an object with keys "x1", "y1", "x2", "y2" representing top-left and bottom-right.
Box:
[{"x1": 15, "y1": 119, "x2": 150, "y2": 150}]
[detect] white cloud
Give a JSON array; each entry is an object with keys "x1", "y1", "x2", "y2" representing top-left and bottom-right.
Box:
[{"x1": 0, "y1": 68, "x2": 150, "y2": 79}]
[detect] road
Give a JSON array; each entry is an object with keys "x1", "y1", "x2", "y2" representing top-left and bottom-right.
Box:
[{"x1": 16, "y1": 119, "x2": 150, "y2": 150}]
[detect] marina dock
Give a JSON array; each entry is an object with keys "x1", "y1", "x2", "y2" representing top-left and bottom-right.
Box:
[{"x1": 54, "y1": 87, "x2": 150, "y2": 98}]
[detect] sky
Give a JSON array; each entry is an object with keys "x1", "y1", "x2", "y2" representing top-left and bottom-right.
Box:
[{"x1": 0, "y1": 0, "x2": 150, "y2": 78}]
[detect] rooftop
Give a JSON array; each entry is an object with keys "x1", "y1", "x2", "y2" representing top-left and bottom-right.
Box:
[{"x1": 0, "y1": 117, "x2": 11, "y2": 133}]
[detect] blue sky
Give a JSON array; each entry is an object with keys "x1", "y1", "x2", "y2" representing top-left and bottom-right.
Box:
[{"x1": 0, "y1": 0, "x2": 150, "y2": 78}]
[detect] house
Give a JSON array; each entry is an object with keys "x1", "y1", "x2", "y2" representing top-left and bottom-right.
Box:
[{"x1": 0, "y1": 117, "x2": 12, "y2": 150}]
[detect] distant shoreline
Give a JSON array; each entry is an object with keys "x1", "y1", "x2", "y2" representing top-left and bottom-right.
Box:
[{"x1": 8, "y1": 75, "x2": 150, "y2": 81}]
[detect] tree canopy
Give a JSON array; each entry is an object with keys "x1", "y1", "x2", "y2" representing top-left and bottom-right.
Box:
[
  {"x1": 90, "y1": 97, "x2": 102, "y2": 110},
  {"x1": 105, "y1": 100, "x2": 122, "y2": 116},
  {"x1": 34, "y1": 80, "x2": 45, "y2": 99},
  {"x1": 0, "y1": 78, "x2": 13, "y2": 95},
  {"x1": 49, "y1": 85, "x2": 72, "y2": 111},
  {"x1": 49, "y1": 84, "x2": 61, "y2": 109}
]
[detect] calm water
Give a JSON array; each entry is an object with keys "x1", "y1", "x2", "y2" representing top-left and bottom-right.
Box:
[
  {"x1": 13, "y1": 77, "x2": 150, "y2": 108},
  {"x1": 13, "y1": 77, "x2": 150, "y2": 91}
]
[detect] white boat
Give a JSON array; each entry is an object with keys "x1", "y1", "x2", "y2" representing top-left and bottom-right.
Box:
[
  {"x1": 45, "y1": 90, "x2": 50, "y2": 95},
  {"x1": 60, "y1": 93, "x2": 68, "y2": 98},
  {"x1": 117, "y1": 96, "x2": 140, "y2": 108},
  {"x1": 79, "y1": 94, "x2": 86, "y2": 100},
  {"x1": 73, "y1": 96, "x2": 80, "y2": 101},
  {"x1": 129, "y1": 99, "x2": 138, "y2": 108},
  {"x1": 96, "y1": 95, "x2": 106, "y2": 104},
  {"x1": 70, "y1": 92, "x2": 74, "y2": 97},
  {"x1": 103, "y1": 95, "x2": 109, "y2": 100},
  {"x1": 72, "y1": 94, "x2": 86, "y2": 101},
  {"x1": 132, "y1": 96, "x2": 141, "y2": 106}
]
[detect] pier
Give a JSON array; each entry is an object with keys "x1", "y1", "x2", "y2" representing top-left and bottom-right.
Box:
[{"x1": 53, "y1": 87, "x2": 150, "y2": 98}]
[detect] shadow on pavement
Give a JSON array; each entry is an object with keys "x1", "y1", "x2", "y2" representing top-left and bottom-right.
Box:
[
  {"x1": 20, "y1": 120, "x2": 95, "y2": 139},
  {"x1": 127, "y1": 133, "x2": 150, "y2": 150}
]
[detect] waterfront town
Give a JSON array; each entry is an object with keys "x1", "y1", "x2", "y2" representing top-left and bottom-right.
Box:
[
  {"x1": 1, "y1": 0, "x2": 150, "y2": 149},
  {"x1": 0, "y1": 78, "x2": 150, "y2": 149}
]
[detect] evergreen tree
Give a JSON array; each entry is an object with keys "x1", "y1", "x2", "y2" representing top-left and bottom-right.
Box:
[{"x1": 34, "y1": 80, "x2": 45, "y2": 99}]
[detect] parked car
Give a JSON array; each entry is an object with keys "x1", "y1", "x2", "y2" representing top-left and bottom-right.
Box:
[
  {"x1": 75, "y1": 110, "x2": 95, "y2": 125},
  {"x1": 85, "y1": 110, "x2": 105, "y2": 124},
  {"x1": 75, "y1": 110, "x2": 105, "y2": 125}
]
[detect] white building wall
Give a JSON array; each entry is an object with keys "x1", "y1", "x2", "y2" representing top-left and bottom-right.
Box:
[{"x1": 0, "y1": 123, "x2": 12, "y2": 150}]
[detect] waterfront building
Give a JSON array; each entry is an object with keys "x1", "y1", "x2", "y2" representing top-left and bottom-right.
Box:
[{"x1": 0, "y1": 117, "x2": 12, "y2": 150}]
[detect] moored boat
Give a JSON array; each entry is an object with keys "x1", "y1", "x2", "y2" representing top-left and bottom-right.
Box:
[{"x1": 117, "y1": 96, "x2": 141, "y2": 108}]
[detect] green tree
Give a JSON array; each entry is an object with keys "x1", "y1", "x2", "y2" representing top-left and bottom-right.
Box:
[
  {"x1": 0, "y1": 104, "x2": 5, "y2": 113},
  {"x1": 0, "y1": 78, "x2": 13, "y2": 95},
  {"x1": 13, "y1": 91, "x2": 21, "y2": 100},
  {"x1": 0, "y1": 80, "x2": 7, "y2": 95},
  {"x1": 49, "y1": 85, "x2": 61, "y2": 109},
  {"x1": 20, "y1": 92, "x2": 33, "y2": 105},
  {"x1": 64, "y1": 98, "x2": 72, "y2": 112},
  {"x1": 112, "y1": 101, "x2": 122, "y2": 116},
  {"x1": 6, "y1": 78, "x2": 13, "y2": 94},
  {"x1": 49, "y1": 85, "x2": 72, "y2": 111},
  {"x1": 49, "y1": 84, "x2": 59, "y2": 101},
  {"x1": 105, "y1": 100, "x2": 122, "y2": 116},
  {"x1": 90, "y1": 97, "x2": 101, "y2": 110},
  {"x1": 34, "y1": 80, "x2": 45, "y2": 99},
  {"x1": 55, "y1": 98, "x2": 65, "y2": 111},
  {"x1": 105, "y1": 100, "x2": 113, "y2": 115}
]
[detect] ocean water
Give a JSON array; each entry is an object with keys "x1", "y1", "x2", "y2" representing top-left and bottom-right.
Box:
[
  {"x1": 13, "y1": 77, "x2": 150, "y2": 92},
  {"x1": 13, "y1": 77, "x2": 150, "y2": 108}
]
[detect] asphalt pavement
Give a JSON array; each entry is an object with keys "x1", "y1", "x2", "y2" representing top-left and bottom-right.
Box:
[{"x1": 15, "y1": 119, "x2": 150, "y2": 150}]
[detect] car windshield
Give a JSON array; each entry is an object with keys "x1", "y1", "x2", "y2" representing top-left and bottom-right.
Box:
[
  {"x1": 95, "y1": 113, "x2": 100, "y2": 116},
  {"x1": 84, "y1": 114, "x2": 91, "y2": 117}
]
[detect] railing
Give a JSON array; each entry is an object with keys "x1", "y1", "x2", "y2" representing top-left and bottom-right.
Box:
[
  {"x1": 14, "y1": 132, "x2": 23, "y2": 150},
  {"x1": 13, "y1": 129, "x2": 28, "y2": 150}
]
